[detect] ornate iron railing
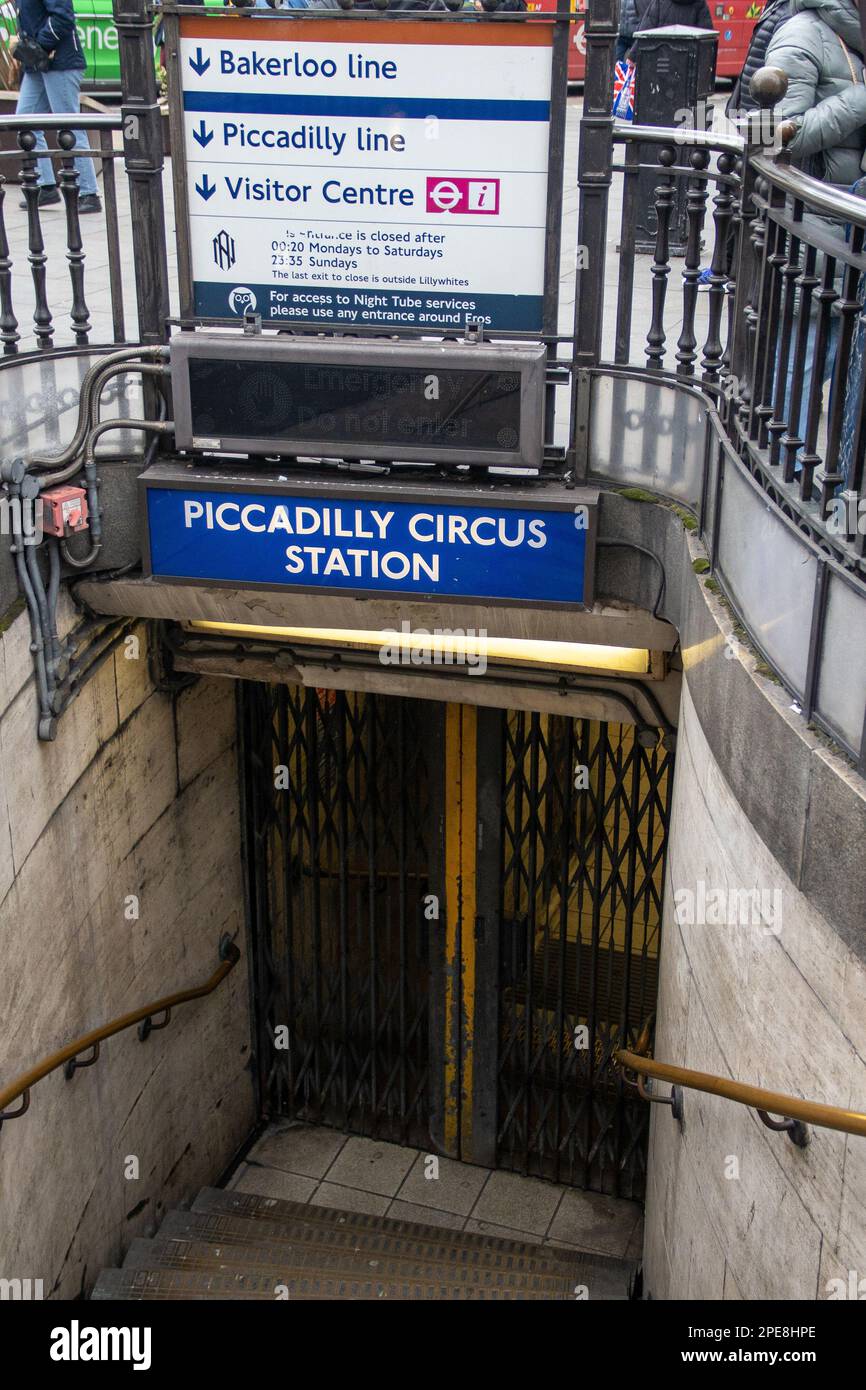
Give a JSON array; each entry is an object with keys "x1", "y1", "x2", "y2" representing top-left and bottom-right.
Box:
[
  {"x1": 587, "y1": 108, "x2": 866, "y2": 578},
  {"x1": 574, "y1": 0, "x2": 866, "y2": 771},
  {"x1": 0, "y1": 113, "x2": 128, "y2": 355}
]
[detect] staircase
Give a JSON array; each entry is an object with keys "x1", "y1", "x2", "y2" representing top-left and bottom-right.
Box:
[{"x1": 92, "y1": 1187, "x2": 638, "y2": 1301}]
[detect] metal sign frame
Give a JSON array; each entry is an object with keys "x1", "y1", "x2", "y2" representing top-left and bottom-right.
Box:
[
  {"x1": 139, "y1": 463, "x2": 599, "y2": 610},
  {"x1": 161, "y1": 3, "x2": 570, "y2": 342},
  {"x1": 169, "y1": 332, "x2": 547, "y2": 467}
]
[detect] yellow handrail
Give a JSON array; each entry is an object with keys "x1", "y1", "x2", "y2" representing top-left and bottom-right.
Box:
[
  {"x1": 616, "y1": 1048, "x2": 866, "y2": 1139},
  {"x1": 0, "y1": 938, "x2": 240, "y2": 1120}
]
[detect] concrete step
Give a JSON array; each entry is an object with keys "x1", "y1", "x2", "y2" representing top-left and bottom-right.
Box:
[
  {"x1": 119, "y1": 1233, "x2": 593, "y2": 1297},
  {"x1": 153, "y1": 1206, "x2": 624, "y2": 1285},
  {"x1": 192, "y1": 1186, "x2": 635, "y2": 1285},
  {"x1": 91, "y1": 1264, "x2": 575, "y2": 1300},
  {"x1": 91, "y1": 1186, "x2": 637, "y2": 1301}
]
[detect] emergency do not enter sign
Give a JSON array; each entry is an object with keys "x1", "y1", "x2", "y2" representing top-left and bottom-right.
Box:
[{"x1": 171, "y1": 15, "x2": 553, "y2": 333}]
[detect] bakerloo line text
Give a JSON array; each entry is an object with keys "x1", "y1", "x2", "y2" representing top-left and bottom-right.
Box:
[{"x1": 181, "y1": 501, "x2": 548, "y2": 582}]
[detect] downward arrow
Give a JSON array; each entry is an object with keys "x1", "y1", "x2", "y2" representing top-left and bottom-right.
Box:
[
  {"x1": 188, "y1": 47, "x2": 210, "y2": 77},
  {"x1": 192, "y1": 121, "x2": 213, "y2": 148},
  {"x1": 195, "y1": 174, "x2": 216, "y2": 202}
]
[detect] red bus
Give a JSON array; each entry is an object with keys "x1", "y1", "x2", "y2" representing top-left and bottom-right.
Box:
[{"x1": 531, "y1": 0, "x2": 763, "y2": 81}]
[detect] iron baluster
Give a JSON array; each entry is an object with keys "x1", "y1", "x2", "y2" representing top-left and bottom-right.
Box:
[
  {"x1": 17, "y1": 129, "x2": 53, "y2": 349},
  {"x1": 99, "y1": 126, "x2": 125, "y2": 344},
  {"x1": 677, "y1": 147, "x2": 710, "y2": 379},
  {"x1": 753, "y1": 178, "x2": 788, "y2": 450},
  {"x1": 57, "y1": 129, "x2": 90, "y2": 346},
  {"x1": 781, "y1": 239, "x2": 818, "y2": 482},
  {"x1": 0, "y1": 175, "x2": 19, "y2": 353},
  {"x1": 645, "y1": 147, "x2": 677, "y2": 371},
  {"x1": 768, "y1": 221, "x2": 803, "y2": 469},
  {"x1": 744, "y1": 176, "x2": 772, "y2": 440},
  {"x1": 701, "y1": 151, "x2": 735, "y2": 387},
  {"x1": 719, "y1": 153, "x2": 744, "y2": 421}
]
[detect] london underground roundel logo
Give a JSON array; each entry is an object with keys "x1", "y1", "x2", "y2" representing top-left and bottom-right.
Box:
[
  {"x1": 428, "y1": 180, "x2": 462, "y2": 213},
  {"x1": 425, "y1": 177, "x2": 501, "y2": 216}
]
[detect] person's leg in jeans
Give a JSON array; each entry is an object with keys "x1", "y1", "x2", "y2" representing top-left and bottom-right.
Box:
[
  {"x1": 15, "y1": 70, "x2": 57, "y2": 189},
  {"x1": 782, "y1": 312, "x2": 840, "y2": 468},
  {"x1": 41, "y1": 68, "x2": 98, "y2": 196}
]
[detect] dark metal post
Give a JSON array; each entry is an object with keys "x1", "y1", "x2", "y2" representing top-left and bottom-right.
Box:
[
  {"x1": 542, "y1": 0, "x2": 571, "y2": 446},
  {"x1": 631, "y1": 27, "x2": 717, "y2": 255},
  {"x1": 570, "y1": 0, "x2": 617, "y2": 476},
  {"x1": 113, "y1": 0, "x2": 170, "y2": 351}
]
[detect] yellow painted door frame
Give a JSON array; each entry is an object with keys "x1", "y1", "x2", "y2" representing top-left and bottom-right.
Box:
[{"x1": 443, "y1": 702, "x2": 478, "y2": 1160}]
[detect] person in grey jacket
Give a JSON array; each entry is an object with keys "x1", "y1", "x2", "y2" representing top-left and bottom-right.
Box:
[
  {"x1": 726, "y1": 0, "x2": 792, "y2": 116},
  {"x1": 766, "y1": 0, "x2": 866, "y2": 188},
  {"x1": 765, "y1": 0, "x2": 866, "y2": 461}
]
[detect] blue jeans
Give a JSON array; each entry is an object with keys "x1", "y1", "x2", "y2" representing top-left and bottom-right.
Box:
[
  {"x1": 782, "y1": 313, "x2": 840, "y2": 460},
  {"x1": 16, "y1": 69, "x2": 98, "y2": 197}
]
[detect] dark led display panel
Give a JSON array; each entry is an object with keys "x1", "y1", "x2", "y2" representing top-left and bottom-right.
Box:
[
  {"x1": 189, "y1": 357, "x2": 521, "y2": 452},
  {"x1": 171, "y1": 335, "x2": 546, "y2": 468}
]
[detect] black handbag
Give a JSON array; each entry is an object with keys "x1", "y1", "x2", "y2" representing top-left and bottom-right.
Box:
[{"x1": 14, "y1": 33, "x2": 51, "y2": 72}]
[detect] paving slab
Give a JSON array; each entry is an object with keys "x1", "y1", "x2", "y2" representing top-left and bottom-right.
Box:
[
  {"x1": 310, "y1": 1181, "x2": 390, "y2": 1218},
  {"x1": 325, "y1": 1135, "x2": 419, "y2": 1198},
  {"x1": 231, "y1": 1164, "x2": 318, "y2": 1204},
  {"x1": 548, "y1": 1187, "x2": 643, "y2": 1258},
  {"x1": 385, "y1": 1199, "x2": 467, "y2": 1233},
  {"x1": 469, "y1": 1170, "x2": 564, "y2": 1237},
  {"x1": 395, "y1": 1152, "x2": 489, "y2": 1217},
  {"x1": 246, "y1": 1121, "x2": 347, "y2": 1180}
]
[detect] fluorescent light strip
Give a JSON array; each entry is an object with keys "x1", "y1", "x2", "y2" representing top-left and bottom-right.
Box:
[{"x1": 187, "y1": 620, "x2": 650, "y2": 675}]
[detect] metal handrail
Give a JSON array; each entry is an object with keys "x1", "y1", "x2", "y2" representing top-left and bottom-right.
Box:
[
  {"x1": 612, "y1": 118, "x2": 866, "y2": 228},
  {"x1": 0, "y1": 114, "x2": 122, "y2": 131},
  {"x1": 616, "y1": 1048, "x2": 866, "y2": 1139},
  {"x1": 750, "y1": 151, "x2": 866, "y2": 228},
  {"x1": 612, "y1": 119, "x2": 745, "y2": 157},
  {"x1": 0, "y1": 937, "x2": 240, "y2": 1125}
]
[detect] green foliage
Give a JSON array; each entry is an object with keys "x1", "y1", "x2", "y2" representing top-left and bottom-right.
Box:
[{"x1": 615, "y1": 487, "x2": 659, "y2": 504}]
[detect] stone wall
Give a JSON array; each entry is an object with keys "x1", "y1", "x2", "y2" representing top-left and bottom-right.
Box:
[
  {"x1": 0, "y1": 600, "x2": 253, "y2": 1298},
  {"x1": 644, "y1": 682, "x2": 866, "y2": 1300}
]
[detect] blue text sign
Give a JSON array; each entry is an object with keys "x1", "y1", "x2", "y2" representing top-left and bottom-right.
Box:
[{"x1": 144, "y1": 480, "x2": 594, "y2": 606}]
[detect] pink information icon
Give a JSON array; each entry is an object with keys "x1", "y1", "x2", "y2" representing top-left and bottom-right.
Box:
[{"x1": 426, "y1": 177, "x2": 501, "y2": 215}]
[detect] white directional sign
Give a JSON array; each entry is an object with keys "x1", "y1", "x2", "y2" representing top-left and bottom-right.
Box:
[{"x1": 173, "y1": 15, "x2": 553, "y2": 333}]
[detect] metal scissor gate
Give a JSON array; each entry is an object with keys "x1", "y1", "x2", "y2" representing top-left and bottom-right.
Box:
[{"x1": 240, "y1": 686, "x2": 673, "y2": 1200}]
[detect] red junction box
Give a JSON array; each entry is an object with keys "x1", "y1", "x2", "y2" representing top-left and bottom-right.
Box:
[{"x1": 40, "y1": 485, "x2": 89, "y2": 539}]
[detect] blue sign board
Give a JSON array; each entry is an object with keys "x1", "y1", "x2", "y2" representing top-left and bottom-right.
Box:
[{"x1": 144, "y1": 479, "x2": 594, "y2": 607}]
